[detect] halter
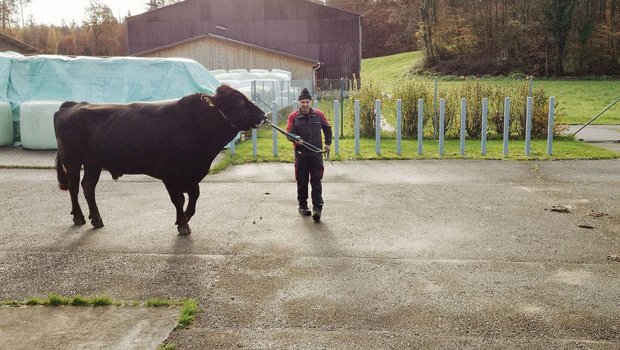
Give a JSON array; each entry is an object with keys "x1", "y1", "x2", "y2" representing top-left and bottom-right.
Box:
[
  {"x1": 216, "y1": 107, "x2": 243, "y2": 131},
  {"x1": 201, "y1": 94, "x2": 242, "y2": 131}
]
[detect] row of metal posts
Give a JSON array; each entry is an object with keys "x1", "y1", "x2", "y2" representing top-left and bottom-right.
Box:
[
  {"x1": 233, "y1": 94, "x2": 557, "y2": 158},
  {"x1": 365, "y1": 96, "x2": 555, "y2": 157}
]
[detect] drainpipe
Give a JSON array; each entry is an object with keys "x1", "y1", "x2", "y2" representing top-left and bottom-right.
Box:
[{"x1": 312, "y1": 61, "x2": 322, "y2": 97}]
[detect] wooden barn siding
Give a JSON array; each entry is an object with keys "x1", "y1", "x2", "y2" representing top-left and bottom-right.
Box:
[
  {"x1": 139, "y1": 38, "x2": 316, "y2": 81},
  {"x1": 127, "y1": 0, "x2": 360, "y2": 80}
]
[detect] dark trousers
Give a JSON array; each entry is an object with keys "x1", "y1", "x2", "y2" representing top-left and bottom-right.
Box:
[{"x1": 295, "y1": 154, "x2": 324, "y2": 210}]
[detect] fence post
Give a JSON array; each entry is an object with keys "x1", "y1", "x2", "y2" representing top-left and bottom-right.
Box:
[
  {"x1": 439, "y1": 98, "x2": 445, "y2": 156},
  {"x1": 547, "y1": 96, "x2": 555, "y2": 156},
  {"x1": 229, "y1": 133, "x2": 236, "y2": 155},
  {"x1": 481, "y1": 97, "x2": 488, "y2": 156},
  {"x1": 334, "y1": 99, "x2": 340, "y2": 156},
  {"x1": 525, "y1": 96, "x2": 533, "y2": 156},
  {"x1": 375, "y1": 99, "x2": 381, "y2": 155},
  {"x1": 396, "y1": 99, "x2": 402, "y2": 156},
  {"x1": 418, "y1": 98, "x2": 424, "y2": 155},
  {"x1": 460, "y1": 98, "x2": 466, "y2": 156},
  {"x1": 434, "y1": 77, "x2": 438, "y2": 138},
  {"x1": 251, "y1": 80, "x2": 258, "y2": 158},
  {"x1": 340, "y1": 78, "x2": 344, "y2": 138},
  {"x1": 354, "y1": 99, "x2": 360, "y2": 155},
  {"x1": 313, "y1": 99, "x2": 319, "y2": 109},
  {"x1": 503, "y1": 97, "x2": 511, "y2": 157},
  {"x1": 272, "y1": 101, "x2": 278, "y2": 157}
]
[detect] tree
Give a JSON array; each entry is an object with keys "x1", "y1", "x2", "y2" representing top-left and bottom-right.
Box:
[
  {"x1": 419, "y1": 0, "x2": 438, "y2": 63},
  {"x1": 544, "y1": 0, "x2": 577, "y2": 75},
  {"x1": 83, "y1": 0, "x2": 120, "y2": 56},
  {"x1": 147, "y1": 0, "x2": 183, "y2": 10},
  {"x1": 0, "y1": 0, "x2": 17, "y2": 30}
]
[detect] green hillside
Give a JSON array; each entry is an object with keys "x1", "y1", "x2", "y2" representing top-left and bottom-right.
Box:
[{"x1": 359, "y1": 51, "x2": 620, "y2": 125}]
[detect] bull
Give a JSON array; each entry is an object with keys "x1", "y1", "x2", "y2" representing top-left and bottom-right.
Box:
[{"x1": 54, "y1": 85, "x2": 265, "y2": 235}]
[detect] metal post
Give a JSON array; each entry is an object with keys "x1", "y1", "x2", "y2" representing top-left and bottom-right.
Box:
[
  {"x1": 439, "y1": 98, "x2": 445, "y2": 156},
  {"x1": 272, "y1": 101, "x2": 278, "y2": 157},
  {"x1": 396, "y1": 99, "x2": 402, "y2": 155},
  {"x1": 503, "y1": 97, "x2": 511, "y2": 157},
  {"x1": 547, "y1": 96, "x2": 555, "y2": 156},
  {"x1": 418, "y1": 98, "x2": 424, "y2": 155},
  {"x1": 334, "y1": 99, "x2": 340, "y2": 156},
  {"x1": 340, "y1": 78, "x2": 344, "y2": 138},
  {"x1": 354, "y1": 99, "x2": 360, "y2": 155},
  {"x1": 251, "y1": 80, "x2": 258, "y2": 158},
  {"x1": 525, "y1": 96, "x2": 533, "y2": 156},
  {"x1": 460, "y1": 98, "x2": 466, "y2": 156},
  {"x1": 528, "y1": 76, "x2": 534, "y2": 97},
  {"x1": 481, "y1": 98, "x2": 488, "y2": 156},
  {"x1": 229, "y1": 133, "x2": 236, "y2": 155},
  {"x1": 375, "y1": 99, "x2": 381, "y2": 155},
  {"x1": 252, "y1": 128, "x2": 257, "y2": 159},
  {"x1": 313, "y1": 99, "x2": 319, "y2": 110},
  {"x1": 434, "y1": 77, "x2": 438, "y2": 138}
]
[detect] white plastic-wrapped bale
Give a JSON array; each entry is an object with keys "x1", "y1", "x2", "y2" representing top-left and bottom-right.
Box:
[
  {"x1": 271, "y1": 69, "x2": 292, "y2": 80},
  {"x1": 227, "y1": 68, "x2": 248, "y2": 74},
  {"x1": 0, "y1": 101, "x2": 13, "y2": 146},
  {"x1": 19, "y1": 100, "x2": 63, "y2": 150},
  {"x1": 209, "y1": 69, "x2": 227, "y2": 76}
]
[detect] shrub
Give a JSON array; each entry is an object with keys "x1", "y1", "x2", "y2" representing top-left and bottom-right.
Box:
[
  {"x1": 393, "y1": 80, "x2": 432, "y2": 138},
  {"x1": 488, "y1": 86, "x2": 513, "y2": 138},
  {"x1": 348, "y1": 78, "x2": 384, "y2": 137},
  {"x1": 436, "y1": 90, "x2": 459, "y2": 138}
]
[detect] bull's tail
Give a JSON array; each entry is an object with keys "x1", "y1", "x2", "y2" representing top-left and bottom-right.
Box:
[{"x1": 56, "y1": 153, "x2": 68, "y2": 191}]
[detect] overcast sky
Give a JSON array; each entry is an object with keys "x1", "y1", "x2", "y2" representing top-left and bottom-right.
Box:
[{"x1": 23, "y1": 0, "x2": 150, "y2": 26}]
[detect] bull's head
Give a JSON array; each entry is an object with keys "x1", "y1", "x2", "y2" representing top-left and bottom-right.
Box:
[{"x1": 210, "y1": 85, "x2": 266, "y2": 131}]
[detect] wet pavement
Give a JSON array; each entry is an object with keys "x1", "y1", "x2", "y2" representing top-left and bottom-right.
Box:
[{"x1": 0, "y1": 148, "x2": 619, "y2": 349}]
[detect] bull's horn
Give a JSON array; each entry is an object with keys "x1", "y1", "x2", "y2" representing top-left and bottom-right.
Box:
[{"x1": 201, "y1": 95, "x2": 215, "y2": 107}]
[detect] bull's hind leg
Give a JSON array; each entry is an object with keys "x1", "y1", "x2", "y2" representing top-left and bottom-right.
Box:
[
  {"x1": 184, "y1": 184, "x2": 200, "y2": 222},
  {"x1": 82, "y1": 163, "x2": 104, "y2": 228},
  {"x1": 164, "y1": 182, "x2": 191, "y2": 235},
  {"x1": 67, "y1": 164, "x2": 86, "y2": 225}
]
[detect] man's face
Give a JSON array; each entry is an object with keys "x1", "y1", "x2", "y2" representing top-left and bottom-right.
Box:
[{"x1": 298, "y1": 99, "x2": 311, "y2": 114}]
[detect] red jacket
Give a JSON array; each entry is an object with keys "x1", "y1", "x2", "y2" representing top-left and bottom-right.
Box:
[{"x1": 286, "y1": 108, "x2": 332, "y2": 157}]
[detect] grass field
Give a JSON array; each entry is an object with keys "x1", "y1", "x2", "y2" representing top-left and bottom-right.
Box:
[
  {"x1": 212, "y1": 133, "x2": 618, "y2": 172},
  {"x1": 359, "y1": 51, "x2": 620, "y2": 125}
]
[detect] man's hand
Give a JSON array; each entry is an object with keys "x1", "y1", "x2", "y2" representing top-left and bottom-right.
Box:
[
  {"x1": 295, "y1": 139, "x2": 304, "y2": 146},
  {"x1": 324, "y1": 144, "x2": 331, "y2": 152}
]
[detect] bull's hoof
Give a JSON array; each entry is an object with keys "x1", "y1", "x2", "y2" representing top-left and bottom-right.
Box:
[
  {"x1": 177, "y1": 224, "x2": 192, "y2": 235},
  {"x1": 73, "y1": 215, "x2": 86, "y2": 226},
  {"x1": 90, "y1": 217, "x2": 104, "y2": 229}
]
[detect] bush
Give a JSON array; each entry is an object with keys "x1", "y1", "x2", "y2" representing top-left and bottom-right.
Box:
[
  {"x1": 393, "y1": 80, "x2": 432, "y2": 138},
  {"x1": 348, "y1": 78, "x2": 384, "y2": 137}
]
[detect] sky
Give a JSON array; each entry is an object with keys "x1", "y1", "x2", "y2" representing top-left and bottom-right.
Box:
[{"x1": 23, "y1": 0, "x2": 150, "y2": 26}]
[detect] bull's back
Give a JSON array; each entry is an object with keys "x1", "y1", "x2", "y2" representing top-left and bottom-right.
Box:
[{"x1": 54, "y1": 101, "x2": 195, "y2": 177}]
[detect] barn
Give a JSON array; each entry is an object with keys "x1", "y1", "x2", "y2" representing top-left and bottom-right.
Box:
[
  {"x1": 126, "y1": 0, "x2": 361, "y2": 82},
  {"x1": 0, "y1": 32, "x2": 39, "y2": 54}
]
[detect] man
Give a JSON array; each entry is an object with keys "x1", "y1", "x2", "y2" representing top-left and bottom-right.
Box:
[{"x1": 286, "y1": 87, "x2": 332, "y2": 222}]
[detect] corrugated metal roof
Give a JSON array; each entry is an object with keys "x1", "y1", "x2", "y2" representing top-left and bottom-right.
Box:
[{"x1": 126, "y1": 0, "x2": 360, "y2": 80}]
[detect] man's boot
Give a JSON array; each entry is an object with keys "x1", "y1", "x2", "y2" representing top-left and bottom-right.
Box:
[
  {"x1": 312, "y1": 208, "x2": 321, "y2": 222},
  {"x1": 298, "y1": 206, "x2": 311, "y2": 216}
]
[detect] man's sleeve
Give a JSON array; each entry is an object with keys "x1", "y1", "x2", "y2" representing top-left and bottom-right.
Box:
[
  {"x1": 317, "y1": 111, "x2": 332, "y2": 145},
  {"x1": 286, "y1": 112, "x2": 298, "y2": 143}
]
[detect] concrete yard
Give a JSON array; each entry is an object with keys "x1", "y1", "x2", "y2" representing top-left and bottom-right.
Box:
[{"x1": 0, "y1": 150, "x2": 619, "y2": 349}]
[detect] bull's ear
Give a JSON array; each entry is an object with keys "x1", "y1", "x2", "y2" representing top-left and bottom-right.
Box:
[{"x1": 201, "y1": 95, "x2": 215, "y2": 107}]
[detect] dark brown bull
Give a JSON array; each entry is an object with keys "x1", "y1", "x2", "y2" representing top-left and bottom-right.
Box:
[{"x1": 54, "y1": 85, "x2": 265, "y2": 235}]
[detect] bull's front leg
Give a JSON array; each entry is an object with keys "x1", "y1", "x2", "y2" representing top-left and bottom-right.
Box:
[
  {"x1": 184, "y1": 184, "x2": 200, "y2": 222},
  {"x1": 164, "y1": 181, "x2": 191, "y2": 235}
]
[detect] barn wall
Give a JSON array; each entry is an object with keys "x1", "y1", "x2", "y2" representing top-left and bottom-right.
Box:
[
  {"x1": 127, "y1": 0, "x2": 360, "y2": 80},
  {"x1": 138, "y1": 37, "x2": 316, "y2": 80}
]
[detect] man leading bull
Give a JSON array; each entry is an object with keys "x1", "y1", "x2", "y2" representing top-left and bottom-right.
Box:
[{"x1": 286, "y1": 88, "x2": 332, "y2": 222}]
